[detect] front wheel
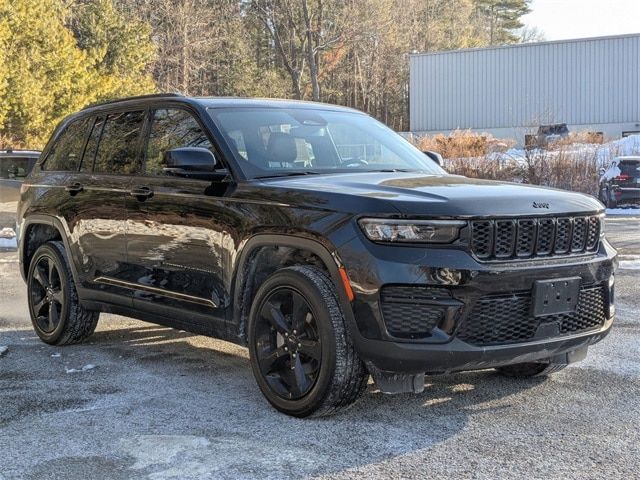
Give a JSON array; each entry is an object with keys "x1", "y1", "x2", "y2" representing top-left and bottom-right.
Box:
[
  {"x1": 248, "y1": 266, "x2": 368, "y2": 417},
  {"x1": 27, "y1": 241, "x2": 99, "y2": 345}
]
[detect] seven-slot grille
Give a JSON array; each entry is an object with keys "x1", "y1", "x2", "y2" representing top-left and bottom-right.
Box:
[{"x1": 470, "y1": 215, "x2": 601, "y2": 261}]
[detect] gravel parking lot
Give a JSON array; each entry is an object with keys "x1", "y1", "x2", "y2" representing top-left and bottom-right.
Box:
[{"x1": 1, "y1": 216, "x2": 639, "y2": 480}]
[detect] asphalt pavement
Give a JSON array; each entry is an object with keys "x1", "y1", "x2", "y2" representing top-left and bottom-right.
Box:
[{"x1": 0, "y1": 216, "x2": 639, "y2": 479}]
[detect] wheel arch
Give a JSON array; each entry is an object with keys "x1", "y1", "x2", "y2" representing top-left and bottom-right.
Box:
[
  {"x1": 19, "y1": 215, "x2": 78, "y2": 284},
  {"x1": 232, "y1": 234, "x2": 355, "y2": 344}
]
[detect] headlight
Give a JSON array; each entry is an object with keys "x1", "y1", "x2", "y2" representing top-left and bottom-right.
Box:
[{"x1": 358, "y1": 218, "x2": 466, "y2": 243}]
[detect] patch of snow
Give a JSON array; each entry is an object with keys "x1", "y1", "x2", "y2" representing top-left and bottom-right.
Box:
[
  {"x1": 606, "y1": 208, "x2": 640, "y2": 215},
  {"x1": 65, "y1": 364, "x2": 96, "y2": 373},
  {"x1": 0, "y1": 346, "x2": 7, "y2": 357},
  {"x1": 51, "y1": 353, "x2": 61, "y2": 358},
  {"x1": 0, "y1": 237, "x2": 17, "y2": 249},
  {"x1": 0, "y1": 227, "x2": 16, "y2": 239},
  {"x1": 619, "y1": 258, "x2": 640, "y2": 270}
]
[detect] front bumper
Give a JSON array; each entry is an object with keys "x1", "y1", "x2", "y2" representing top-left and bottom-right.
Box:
[{"x1": 338, "y1": 235, "x2": 617, "y2": 374}]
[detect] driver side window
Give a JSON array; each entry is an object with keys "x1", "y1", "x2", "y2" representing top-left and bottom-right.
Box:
[{"x1": 145, "y1": 108, "x2": 215, "y2": 176}]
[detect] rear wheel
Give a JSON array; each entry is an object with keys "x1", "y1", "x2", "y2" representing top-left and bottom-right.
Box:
[
  {"x1": 496, "y1": 361, "x2": 566, "y2": 378},
  {"x1": 27, "y1": 241, "x2": 99, "y2": 345},
  {"x1": 248, "y1": 266, "x2": 368, "y2": 417}
]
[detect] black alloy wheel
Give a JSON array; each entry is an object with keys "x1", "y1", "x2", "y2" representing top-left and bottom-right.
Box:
[
  {"x1": 248, "y1": 266, "x2": 368, "y2": 417},
  {"x1": 253, "y1": 287, "x2": 322, "y2": 399},
  {"x1": 29, "y1": 254, "x2": 65, "y2": 334},
  {"x1": 27, "y1": 242, "x2": 99, "y2": 345}
]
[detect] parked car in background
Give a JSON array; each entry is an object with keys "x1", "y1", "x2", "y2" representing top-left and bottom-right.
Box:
[
  {"x1": 17, "y1": 94, "x2": 616, "y2": 417},
  {"x1": 0, "y1": 149, "x2": 41, "y2": 203},
  {"x1": 599, "y1": 156, "x2": 640, "y2": 208}
]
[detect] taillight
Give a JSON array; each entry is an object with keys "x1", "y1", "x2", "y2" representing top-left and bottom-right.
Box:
[{"x1": 613, "y1": 174, "x2": 630, "y2": 181}]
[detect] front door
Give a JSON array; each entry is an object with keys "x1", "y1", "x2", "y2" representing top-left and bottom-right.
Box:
[{"x1": 124, "y1": 107, "x2": 231, "y2": 333}]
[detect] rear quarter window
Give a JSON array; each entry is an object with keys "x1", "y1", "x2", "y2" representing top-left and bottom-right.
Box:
[{"x1": 43, "y1": 117, "x2": 92, "y2": 171}]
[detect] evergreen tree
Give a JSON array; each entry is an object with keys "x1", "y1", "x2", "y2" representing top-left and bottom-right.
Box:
[{"x1": 474, "y1": 0, "x2": 532, "y2": 45}]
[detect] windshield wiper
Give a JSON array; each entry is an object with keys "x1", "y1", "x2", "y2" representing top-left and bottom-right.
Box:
[
  {"x1": 367, "y1": 168, "x2": 417, "y2": 173},
  {"x1": 255, "y1": 171, "x2": 321, "y2": 179}
]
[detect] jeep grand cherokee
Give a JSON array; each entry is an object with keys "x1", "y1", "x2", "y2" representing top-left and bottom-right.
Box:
[{"x1": 17, "y1": 94, "x2": 617, "y2": 417}]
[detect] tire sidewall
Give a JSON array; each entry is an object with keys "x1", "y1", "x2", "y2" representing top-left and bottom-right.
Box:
[
  {"x1": 27, "y1": 243, "x2": 72, "y2": 344},
  {"x1": 248, "y1": 268, "x2": 338, "y2": 416}
]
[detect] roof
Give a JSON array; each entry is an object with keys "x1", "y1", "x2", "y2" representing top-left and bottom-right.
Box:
[
  {"x1": 0, "y1": 150, "x2": 41, "y2": 158},
  {"x1": 410, "y1": 32, "x2": 640, "y2": 58},
  {"x1": 81, "y1": 94, "x2": 360, "y2": 114}
]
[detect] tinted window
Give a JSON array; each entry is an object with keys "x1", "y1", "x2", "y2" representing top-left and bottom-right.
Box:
[
  {"x1": 94, "y1": 111, "x2": 145, "y2": 174},
  {"x1": 43, "y1": 118, "x2": 91, "y2": 171},
  {"x1": 620, "y1": 161, "x2": 640, "y2": 179},
  {"x1": 145, "y1": 108, "x2": 213, "y2": 176},
  {"x1": 0, "y1": 156, "x2": 38, "y2": 179},
  {"x1": 80, "y1": 116, "x2": 105, "y2": 172}
]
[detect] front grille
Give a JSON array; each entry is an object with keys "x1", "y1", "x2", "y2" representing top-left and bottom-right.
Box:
[
  {"x1": 457, "y1": 284, "x2": 607, "y2": 346},
  {"x1": 470, "y1": 215, "x2": 601, "y2": 261},
  {"x1": 380, "y1": 286, "x2": 449, "y2": 339}
]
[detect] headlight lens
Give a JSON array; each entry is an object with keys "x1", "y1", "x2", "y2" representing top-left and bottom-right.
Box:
[{"x1": 358, "y1": 219, "x2": 466, "y2": 243}]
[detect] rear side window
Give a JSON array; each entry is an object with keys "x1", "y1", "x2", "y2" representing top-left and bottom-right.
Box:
[
  {"x1": 620, "y1": 161, "x2": 640, "y2": 179},
  {"x1": 43, "y1": 118, "x2": 91, "y2": 171},
  {"x1": 145, "y1": 108, "x2": 213, "y2": 176},
  {"x1": 80, "y1": 116, "x2": 105, "y2": 172},
  {"x1": 94, "y1": 111, "x2": 145, "y2": 174},
  {"x1": 0, "y1": 156, "x2": 37, "y2": 179}
]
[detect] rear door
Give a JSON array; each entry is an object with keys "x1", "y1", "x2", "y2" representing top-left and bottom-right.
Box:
[
  {"x1": 71, "y1": 110, "x2": 146, "y2": 305},
  {"x1": 125, "y1": 106, "x2": 231, "y2": 332}
]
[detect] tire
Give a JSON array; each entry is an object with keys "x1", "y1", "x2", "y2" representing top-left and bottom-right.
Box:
[
  {"x1": 247, "y1": 266, "x2": 368, "y2": 417},
  {"x1": 27, "y1": 241, "x2": 99, "y2": 345},
  {"x1": 496, "y1": 361, "x2": 567, "y2": 378}
]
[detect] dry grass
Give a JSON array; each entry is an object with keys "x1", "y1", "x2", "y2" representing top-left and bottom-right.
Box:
[{"x1": 413, "y1": 130, "x2": 607, "y2": 195}]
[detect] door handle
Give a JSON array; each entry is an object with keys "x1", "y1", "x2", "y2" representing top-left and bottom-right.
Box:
[
  {"x1": 130, "y1": 186, "x2": 153, "y2": 200},
  {"x1": 64, "y1": 182, "x2": 83, "y2": 195}
]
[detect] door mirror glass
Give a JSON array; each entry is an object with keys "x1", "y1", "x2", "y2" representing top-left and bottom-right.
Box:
[{"x1": 163, "y1": 147, "x2": 218, "y2": 179}]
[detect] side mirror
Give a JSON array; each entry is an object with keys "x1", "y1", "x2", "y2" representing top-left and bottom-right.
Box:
[
  {"x1": 423, "y1": 150, "x2": 444, "y2": 167},
  {"x1": 163, "y1": 147, "x2": 219, "y2": 180},
  {"x1": 599, "y1": 167, "x2": 606, "y2": 176}
]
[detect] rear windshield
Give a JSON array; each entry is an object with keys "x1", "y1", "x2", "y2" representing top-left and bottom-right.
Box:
[
  {"x1": 0, "y1": 156, "x2": 38, "y2": 179},
  {"x1": 619, "y1": 161, "x2": 640, "y2": 178},
  {"x1": 207, "y1": 107, "x2": 445, "y2": 179}
]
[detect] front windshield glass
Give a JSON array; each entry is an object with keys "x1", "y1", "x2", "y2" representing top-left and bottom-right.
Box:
[{"x1": 207, "y1": 107, "x2": 446, "y2": 179}]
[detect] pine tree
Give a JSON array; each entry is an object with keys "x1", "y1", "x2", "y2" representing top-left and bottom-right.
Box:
[{"x1": 474, "y1": 0, "x2": 531, "y2": 45}]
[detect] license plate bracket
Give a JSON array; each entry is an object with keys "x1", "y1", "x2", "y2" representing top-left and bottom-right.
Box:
[{"x1": 532, "y1": 277, "x2": 581, "y2": 317}]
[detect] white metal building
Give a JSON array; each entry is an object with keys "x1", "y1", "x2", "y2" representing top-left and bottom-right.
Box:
[{"x1": 409, "y1": 33, "x2": 640, "y2": 143}]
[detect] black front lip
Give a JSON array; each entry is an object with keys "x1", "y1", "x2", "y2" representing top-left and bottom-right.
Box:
[{"x1": 355, "y1": 317, "x2": 613, "y2": 374}]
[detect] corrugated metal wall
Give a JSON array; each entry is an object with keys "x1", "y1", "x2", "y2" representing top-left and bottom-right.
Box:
[{"x1": 409, "y1": 34, "x2": 640, "y2": 132}]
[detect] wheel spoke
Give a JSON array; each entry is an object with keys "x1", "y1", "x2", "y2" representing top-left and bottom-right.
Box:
[
  {"x1": 290, "y1": 292, "x2": 309, "y2": 333},
  {"x1": 51, "y1": 289, "x2": 64, "y2": 304},
  {"x1": 48, "y1": 260, "x2": 56, "y2": 287},
  {"x1": 259, "y1": 345, "x2": 289, "y2": 374},
  {"x1": 33, "y1": 263, "x2": 49, "y2": 288},
  {"x1": 291, "y1": 355, "x2": 310, "y2": 396},
  {"x1": 261, "y1": 301, "x2": 290, "y2": 334},
  {"x1": 33, "y1": 297, "x2": 48, "y2": 316},
  {"x1": 298, "y1": 339, "x2": 321, "y2": 362},
  {"x1": 48, "y1": 302, "x2": 59, "y2": 331}
]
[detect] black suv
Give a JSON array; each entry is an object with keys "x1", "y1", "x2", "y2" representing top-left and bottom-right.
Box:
[
  {"x1": 599, "y1": 156, "x2": 640, "y2": 208},
  {"x1": 17, "y1": 94, "x2": 616, "y2": 417}
]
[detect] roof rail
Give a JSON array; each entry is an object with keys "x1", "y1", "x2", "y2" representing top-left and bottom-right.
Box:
[{"x1": 82, "y1": 92, "x2": 185, "y2": 110}]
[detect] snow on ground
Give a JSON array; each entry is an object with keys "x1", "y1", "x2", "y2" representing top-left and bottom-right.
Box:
[
  {"x1": 606, "y1": 207, "x2": 640, "y2": 216},
  {"x1": 0, "y1": 237, "x2": 17, "y2": 249}
]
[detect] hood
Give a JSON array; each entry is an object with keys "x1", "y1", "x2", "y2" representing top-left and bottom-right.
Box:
[{"x1": 259, "y1": 172, "x2": 603, "y2": 217}]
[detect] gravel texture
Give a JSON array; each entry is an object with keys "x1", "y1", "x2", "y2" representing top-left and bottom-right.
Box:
[{"x1": 0, "y1": 218, "x2": 638, "y2": 479}]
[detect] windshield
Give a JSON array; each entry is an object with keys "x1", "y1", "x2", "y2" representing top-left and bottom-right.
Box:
[{"x1": 207, "y1": 107, "x2": 446, "y2": 179}]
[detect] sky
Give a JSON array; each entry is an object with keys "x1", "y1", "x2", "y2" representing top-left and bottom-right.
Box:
[{"x1": 523, "y1": 0, "x2": 640, "y2": 41}]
